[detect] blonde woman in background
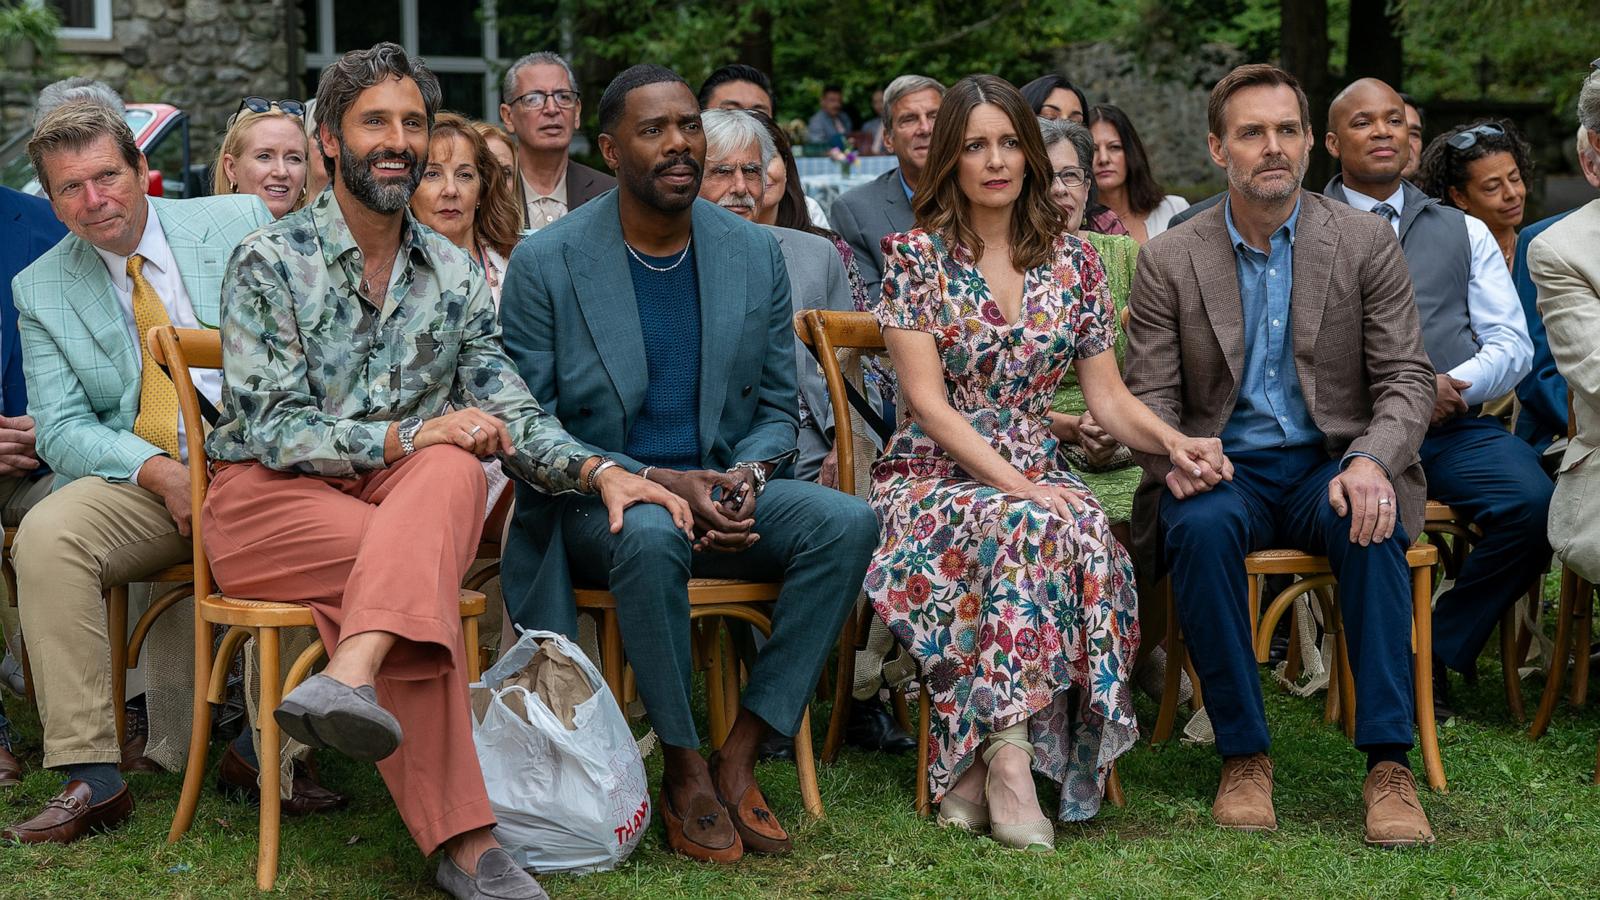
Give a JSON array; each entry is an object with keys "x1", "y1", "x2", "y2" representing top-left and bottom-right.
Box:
[
  {"x1": 213, "y1": 97, "x2": 310, "y2": 218},
  {"x1": 471, "y1": 121, "x2": 519, "y2": 193}
]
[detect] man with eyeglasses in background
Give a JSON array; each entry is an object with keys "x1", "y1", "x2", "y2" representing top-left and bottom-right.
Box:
[{"x1": 499, "y1": 51, "x2": 616, "y2": 232}]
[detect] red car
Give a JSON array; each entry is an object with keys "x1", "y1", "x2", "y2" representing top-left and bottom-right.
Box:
[{"x1": 0, "y1": 102, "x2": 196, "y2": 198}]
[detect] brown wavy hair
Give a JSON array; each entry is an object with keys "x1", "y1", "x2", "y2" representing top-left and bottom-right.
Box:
[
  {"x1": 427, "y1": 112, "x2": 520, "y2": 258},
  {"x1": 913, "y1": 74, "x2": 1065, "y2": 271}
]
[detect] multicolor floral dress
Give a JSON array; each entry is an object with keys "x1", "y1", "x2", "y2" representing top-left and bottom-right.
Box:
[{"x1": 865, "y1": 229, "x2": 1140, "y2": 822}]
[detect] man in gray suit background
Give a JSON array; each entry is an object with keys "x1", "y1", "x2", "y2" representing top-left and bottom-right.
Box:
[
  {"x1": 498, "y1": 65, "x2": 876, "y2": 863},
  {"x1": 1125, "y1": 64, "x2": 1436, "y2": 846},
  {"x1": 828, "y1": 74, "x2": 942, "y2": 301}
]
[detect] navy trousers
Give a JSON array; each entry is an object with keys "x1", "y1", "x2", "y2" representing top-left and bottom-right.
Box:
[
  {"x1": 1161, "y1": 446, "x2": 1416, "y2": 756},
  {"x1": 1421, "y1": 416, "x2": 1553, "y2": 673},
  {"x1": 541, "y1": 479, "x2": 876, "y2": 749}
]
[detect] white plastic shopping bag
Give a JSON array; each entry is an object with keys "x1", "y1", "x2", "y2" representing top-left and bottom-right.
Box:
[{"x1": 470, "y1": 627, "x2": 650, "y2": 874}]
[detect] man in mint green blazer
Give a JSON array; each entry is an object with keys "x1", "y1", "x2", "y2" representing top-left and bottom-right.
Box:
[{"x1": 2, "y1": 101, "x2": 269, "y2": 844}]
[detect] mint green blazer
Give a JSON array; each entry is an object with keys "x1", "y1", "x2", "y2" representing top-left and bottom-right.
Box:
[{"x1": 12, "y1": 194, "x2": 271, "y2": 486}]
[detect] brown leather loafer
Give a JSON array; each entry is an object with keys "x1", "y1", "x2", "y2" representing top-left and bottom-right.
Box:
[
  {"x1": 1363, "y1": 762, "x2": 1435, "y2": 848},
  {"x1": 659, "y1": 788, "x2": 742, "y2": 863},
  {"x1": 0, "y1": 745, "x2": 21, "y2": 788},
  {"x1": 1212, "y1": 753, "x2": 1277, "y2": 832},
  {"x1": 709, "y1": 751, "x2": 791, "y2": 855},
  {"x1": 2, "y1": 780, "x2": 134, "y2": 844},
  {"x1": 217, "y1": 744, "x2": 349, "y2": 816}
]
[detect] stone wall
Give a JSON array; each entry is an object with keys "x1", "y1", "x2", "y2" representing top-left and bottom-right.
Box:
[
  {"x1": 5, "y1": 0, "x2": 296, "y2": 163},
  {"x1": 1057, "y1": 40, "x2": 1244, "y2": 199}
]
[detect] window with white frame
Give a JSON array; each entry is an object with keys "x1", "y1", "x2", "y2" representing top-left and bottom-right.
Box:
[
  {"x1": 301, "y1": 0, "x2": 503, "y2": 121},
  {"x1": 33, "y1": 0, "x2": 112, "y2": 41}
]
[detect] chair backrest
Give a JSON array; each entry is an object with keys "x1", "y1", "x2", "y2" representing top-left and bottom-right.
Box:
[
  {"x1": 146, "y1": 325, "x2": 222, "y2": 598},
  {"x1": 794, "y1": 309, "x2": 887, "y2": 498}
]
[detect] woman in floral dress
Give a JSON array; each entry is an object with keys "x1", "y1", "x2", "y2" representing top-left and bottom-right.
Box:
[{"x1": 866, "y1": 75, "x2": 1228, "y2": 850}]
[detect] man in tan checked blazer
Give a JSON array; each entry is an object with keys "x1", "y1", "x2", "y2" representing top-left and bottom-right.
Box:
[
  {"x1": 1123, "y1": 65, "x2": 1437, "y2": 846},
  {"x1": 1, "y1": 101, "x2": 271, "y2": 844}
]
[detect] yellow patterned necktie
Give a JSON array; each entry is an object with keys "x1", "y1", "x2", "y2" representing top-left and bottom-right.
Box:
[{"x1": 126, "y1": 254, "x2": 181, "y2": 459}]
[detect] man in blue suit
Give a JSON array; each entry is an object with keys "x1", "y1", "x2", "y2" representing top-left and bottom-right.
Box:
[
  {"x1": 1512, "y1": 126, "x2": 1600, "y2": 457},
  {"x1": 2, "y1": 101, "x2": 272, "y2": 844},
  {"x1": 0, "y1": 185, "x2": 66, "y2": 784},
  {"x1": 499, "y1": 65, "x2": 876, "y2": 863}
]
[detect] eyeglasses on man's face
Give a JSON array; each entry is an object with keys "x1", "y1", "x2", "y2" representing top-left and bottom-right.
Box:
[{"x1": 507, "y1": 89, "x2": 580, "y2": 111}]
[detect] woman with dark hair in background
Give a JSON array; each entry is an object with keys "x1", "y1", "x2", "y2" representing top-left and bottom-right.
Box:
[
  {"x1": 1020, "y1": 73, "x2": 1088, "y2": 123},
  {"x1": 1418, "y1": 119, "x2": 1533, "y2": 272},
  {"x1": 1087, "y1": 104, "x2": 1190, "y2": 244}
]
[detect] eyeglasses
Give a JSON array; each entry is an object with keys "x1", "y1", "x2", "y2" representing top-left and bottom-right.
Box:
[
  {"x1": 236, "y1": 96, "x2": 305, "y2": 119},
  {"x1": 506, "y1": 89, "x2": 580, "y2": 111},
  {"x1": 1052, "y1": 166, "x2": 1089, "y2": 189},
  {"x1": 1446, "y1": 123, "x2": 1505, "y2": 151}
]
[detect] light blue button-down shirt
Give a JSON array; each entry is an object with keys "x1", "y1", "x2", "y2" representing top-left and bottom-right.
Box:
[{"x1": 1219, "y1": 197, "x2": 1323, "y2": 453}]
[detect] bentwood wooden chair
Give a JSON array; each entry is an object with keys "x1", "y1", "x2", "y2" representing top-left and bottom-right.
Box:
[
  {"x1": 150, "y1": 326, "x2": 486, "y2": 891},
  {"x1": 1150, "y1": 535, "x2": 1446, "y2": 791},
  {"x1": 1531, "y1": 393, "x2": 1594, "y2": 744},
  {"x1": 798, "y1": 309, "x2": 1127, "y2": 817}
]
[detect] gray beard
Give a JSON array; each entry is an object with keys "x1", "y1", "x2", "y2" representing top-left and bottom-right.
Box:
[{"x1": 339, "y1": 144, "x2": 420, "y2": 213}]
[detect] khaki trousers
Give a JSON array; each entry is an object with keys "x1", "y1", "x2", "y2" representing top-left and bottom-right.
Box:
[
  {"x1": 0, "y1": 473, "x2": 55, "y2": 658},
  {"x1": 13, "y1": 477, "x2": 187, "y2": 768},
  {"x1": 202, "y1": 446, "x2": 492, "y2": 855}
]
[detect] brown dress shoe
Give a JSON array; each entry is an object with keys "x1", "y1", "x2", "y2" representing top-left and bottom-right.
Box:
[
  {"x1": 1363, "y1": 762, "x2": 1435, "y2": 847},
  {"x1": 659, "y1": 788, "x2": 743, "y2": 863},
  {"x1": 709, "y1": 751, "x2": 791, "y2": 855},
  {"x1": 217, "y1": 743, "x2": 349, "y2": 816},
  {"x1": 2, "y1": 780, "x2": 134, "y2": 844},
  {"x1": 1212, "y1": 753, "x2": 1277, "y2": 832},
  {"x1": 0, "y1": 745, "x2": 21, "y2": 787},
  {"x1": 119, "y1": 733, "x2": 164, "y2": 775}
]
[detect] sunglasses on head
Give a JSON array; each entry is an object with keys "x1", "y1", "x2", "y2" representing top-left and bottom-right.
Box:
[
  {"x1": 236, "y1": 96, "x2": 305, "y2": 119},
  {"x1": 1445, "y1": 123, "x2": 1505, "y2": 151}
]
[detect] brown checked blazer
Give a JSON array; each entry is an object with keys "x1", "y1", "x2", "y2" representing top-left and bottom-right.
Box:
[{"x1": 1122, "y1": 190, "x2": 1436, "y2": 582}]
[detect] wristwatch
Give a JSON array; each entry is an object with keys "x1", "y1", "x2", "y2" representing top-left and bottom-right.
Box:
[
  {"x1": 397, "y1": 416, "x2": 424, "y2": 456},
  {"x1": 732, "y1": 461, "x2": 769, "y2": 497}
]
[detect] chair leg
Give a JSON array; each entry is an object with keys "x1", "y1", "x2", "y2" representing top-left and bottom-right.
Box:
[
  {"x1": 17, "y1": 634, "x2": 34, "y2": 713},
  {"x1": 256, "y1": 626, "x2": 283, "y2": 891},
  {"x1": 794, "y1": 707, "x2": 824, "y2": 819},
  {"x1": 1531, "y1": 568, "x2": 1580, "y2": 739},
  {"x1": 889, "y1": 687, "x2": 913, "y2": 733},
  {"x1": 599, "y1": 610, "x2": 624, "y2": 705},
  {"x1": 915, "y1": 683, "x2": 931, "y2": 817},
  {"x1": 168, "y1": 604, "x2": 216, "y2": 844},
  {"x1": 1284, "y1": 601, "x2": 1303, "y2": 683},
  {"x1": 706, "y1": 623, "x2": 727, "y2": 750},
  {"x1": 1412, "y1": 563, "x2": 1446, "y2": 793},
  {"x1": 464, "y1": 614, "x2": 481, "y2": 682},
  {"x1": 1152, "y1": 581, "x2": 1182, "y2": 745},
  {"x1": 820, "y1": 609, "x2": 859, "y2": 765},
  {"x1": 106, "y1": 586, "x2": 129, "y2": 748},
  {"x1": 1501, "y1": 607, "x2": 1526, "y2": 724},
  {"x1": 1337, "y1": 624, "x2": 1357, "y2": 740},
  {"x1": 1104, "y1": 762, "x2": 1126, "y2": 808},
  {"x1": 1571, "y1": 590, "x2": 1593, "y2": 709}
]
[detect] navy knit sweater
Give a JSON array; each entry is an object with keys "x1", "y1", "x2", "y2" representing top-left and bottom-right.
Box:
[{"x1": 623, "y1": 247, "x2": 701, "y2": 468}]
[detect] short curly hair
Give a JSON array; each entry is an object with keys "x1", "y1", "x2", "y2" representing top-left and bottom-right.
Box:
[{"x1": 1416, "y1": 118, "x2": 1533, "y2": 208}]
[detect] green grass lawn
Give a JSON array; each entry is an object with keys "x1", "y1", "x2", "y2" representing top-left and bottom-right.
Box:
[{"x1": 4, "y1": 645, "x2": 1600, "y2": 900}]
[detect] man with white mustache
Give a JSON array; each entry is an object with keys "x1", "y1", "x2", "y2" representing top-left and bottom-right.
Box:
[{"x1": 699, "y1": 108, "x2": 854, "y2": 484}]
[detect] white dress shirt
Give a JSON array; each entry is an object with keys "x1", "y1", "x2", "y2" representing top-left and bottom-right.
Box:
[
  {"x1": 1341, "y1": 184, "x2": 1532, "y2": 406},
  {"x1": 1141, "y1": 194, "x2": 1192, "y2": 241},
  {"x1": 92, "y1": 198, "x2": 223, "y2": 461}
]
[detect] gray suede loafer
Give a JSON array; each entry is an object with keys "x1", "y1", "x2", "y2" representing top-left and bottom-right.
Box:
[
  {"x1": 274, "y1": 673, "x2": 402, "y2": 763},
  {"x1": 436, "y1": 848, "x2": 549, "y2": 900}
]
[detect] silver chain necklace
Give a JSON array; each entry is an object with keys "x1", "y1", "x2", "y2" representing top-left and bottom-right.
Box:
[{"x1": 625, "y1": 235, "x2": 693, "y2": 272}]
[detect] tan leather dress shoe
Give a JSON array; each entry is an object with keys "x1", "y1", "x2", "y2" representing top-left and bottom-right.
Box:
[
  {"x1": 1363, "y1": 762, "x2": 1435, "y2": 847},
  {"x1": 1212, "y1": 753, "x2": 1277, "y2": 832},
  {"x1": 2, "y1": 780, "x2": 134, "y2": 844},
  {"x1": 0, "y1": 745, "x2": 21, "y2": 787}
]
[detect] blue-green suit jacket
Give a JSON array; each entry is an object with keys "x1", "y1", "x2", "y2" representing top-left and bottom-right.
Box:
[
  {"x1": 12, "y1": 195, "x2": 271, "y2": 486},
  {"x1": 497, "y1": 190, "x2": 800, "y2": 623}
]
